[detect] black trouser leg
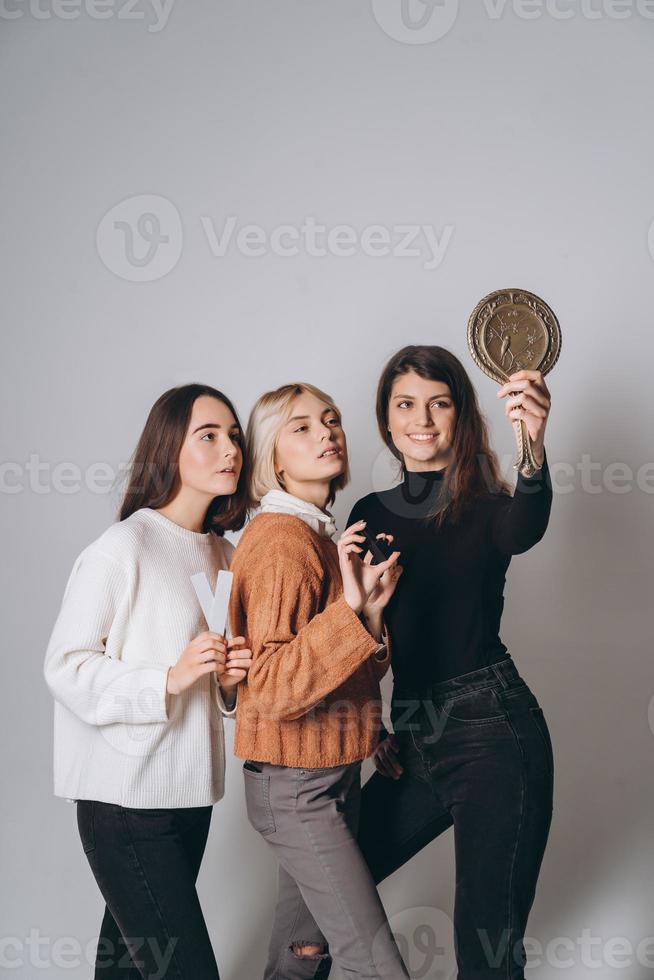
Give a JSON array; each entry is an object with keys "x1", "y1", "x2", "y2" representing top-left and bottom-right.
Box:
[{"x1": 77, "y1": 801, "x2": 219, "y2": 980}]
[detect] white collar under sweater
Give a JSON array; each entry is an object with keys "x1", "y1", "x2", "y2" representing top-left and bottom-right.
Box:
[{"x1": 258, "y1": 489, "x2": 338, "y2": 539}]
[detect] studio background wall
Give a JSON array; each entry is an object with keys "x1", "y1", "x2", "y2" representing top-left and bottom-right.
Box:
[{"x1": 2, "y1": 2, "x2": 653, "y2": 977}]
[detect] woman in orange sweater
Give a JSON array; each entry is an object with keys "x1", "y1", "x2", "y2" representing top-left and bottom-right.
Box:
[{"x1": 228, "y1": 382, "x2": 410, "y2": 979}]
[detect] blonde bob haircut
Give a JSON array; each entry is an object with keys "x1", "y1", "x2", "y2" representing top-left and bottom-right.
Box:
[{"x1": 246, "y1": 382, "x2": 350, "y2": 508}]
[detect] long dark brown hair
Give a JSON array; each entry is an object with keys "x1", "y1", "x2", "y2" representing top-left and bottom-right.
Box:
[
  {"x1": 119, "y1": 384, "x2": 251, "y2": 535},
  {"x1": 376, "y1": 345, "x2": 511, "y2": 526}
]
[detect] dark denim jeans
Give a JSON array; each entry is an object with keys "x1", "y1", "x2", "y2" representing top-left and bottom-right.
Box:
[
  {"x1": 295, "y1": 656, "x2": 555, "y2": 979},
  {"x1": 76, "y1": 801, "x2": 219, "y2": 979}
]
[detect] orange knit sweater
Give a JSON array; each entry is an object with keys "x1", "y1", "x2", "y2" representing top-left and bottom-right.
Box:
[{"x1": 228, "y1": 513, "x2": 391, "y2": 767}]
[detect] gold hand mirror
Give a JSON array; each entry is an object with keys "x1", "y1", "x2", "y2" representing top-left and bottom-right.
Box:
[{"x1": 467, "y1": 288, "x2": 561, "y2": 477}]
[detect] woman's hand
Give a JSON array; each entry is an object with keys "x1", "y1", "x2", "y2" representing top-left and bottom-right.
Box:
[
  {"x1": 373, "y1": 734, "x2": 403, "y2": 780},
  {"x1": 167, "y1": 630, "x2": 229, "y2": 696},
  {"x1": 218, "y1": 636, "x2": 253, "y2": 692},
  {"x1": 337, "y1": 520, "x2": 400, "y2": 615},
  {"x1": 362, "y1": 533, "x2": 403, "y2": 616},
  {"x1": 497, "y1": 369, "x2": 551, "y2": 466}
]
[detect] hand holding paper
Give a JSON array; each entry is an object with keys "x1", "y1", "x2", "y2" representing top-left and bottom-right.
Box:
[
  {"x1": 166, "y1": 629, "x2": 230, "y2": 696},
  {"x1": 190, "y1": 570, "x2": 252, "y2": 695}
]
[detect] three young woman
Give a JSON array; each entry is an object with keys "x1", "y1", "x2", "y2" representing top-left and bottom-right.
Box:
[
  {"x1": 44, "y1": 384, "x2": 253, "y2": 979},
  {"x1": 272, "y1": 346, "x2": 555, "y2": 980},
  {"x1": 46, "y1": 344, "x2": 555, "y2": 980}
]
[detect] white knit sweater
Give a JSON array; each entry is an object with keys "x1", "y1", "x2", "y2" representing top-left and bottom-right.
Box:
[{"x1": 44, "y1": 508, "x2": 237, "y2": 808}]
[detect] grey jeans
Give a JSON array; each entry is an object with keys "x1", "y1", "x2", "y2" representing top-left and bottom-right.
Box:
[{"x1": 242, "y1": 759, "x2": 409, "y2": 980}]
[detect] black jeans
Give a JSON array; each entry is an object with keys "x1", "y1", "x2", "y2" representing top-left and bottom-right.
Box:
[
  {"x1": 301, "y1": 656, "x2": 554, "y2": 980},
  {"x1": 76, "y1": 801, "x2": 219, "y2": 980}
]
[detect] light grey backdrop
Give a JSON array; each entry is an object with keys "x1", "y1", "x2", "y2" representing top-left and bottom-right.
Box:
[{"x1": 2, "y1": 1, "x2": 653, "y2": 977}]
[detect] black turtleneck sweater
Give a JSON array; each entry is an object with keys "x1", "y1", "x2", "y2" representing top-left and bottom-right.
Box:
[{"x1": 346, "y1": 449, "x2": 553, "y2": 689}]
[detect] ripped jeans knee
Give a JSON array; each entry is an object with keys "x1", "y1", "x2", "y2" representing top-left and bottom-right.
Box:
[{"x1": 291, "y1": 941, "x2": 329, "y2": 960}]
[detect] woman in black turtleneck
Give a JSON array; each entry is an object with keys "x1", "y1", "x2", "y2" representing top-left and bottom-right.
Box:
[
  {"x1": 349, "y1": 345, "x2": 554, "y2": 980},
  {"x1": 286, "y1": 345, "x2": 555, "y2": 980},
  {"x1": 347, "y1": 391, "x2": 552, "y2": 693}
]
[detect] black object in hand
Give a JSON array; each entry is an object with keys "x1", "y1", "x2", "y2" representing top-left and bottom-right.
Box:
[{"x1": 361, "y1": 527, "x2": 395, "y2": 566}]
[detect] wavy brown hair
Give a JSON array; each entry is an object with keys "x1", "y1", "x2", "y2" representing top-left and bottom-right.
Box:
[
  {"x1": 376, "y1": 345, "x2": 511, "y2": 526},
  {"x1": 119, "y1": 384, "x2": 251, "y2": 535}
]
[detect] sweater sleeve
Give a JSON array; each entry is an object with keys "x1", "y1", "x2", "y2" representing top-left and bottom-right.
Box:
[
  {"x1": 238, "y1": 558, "x2": 382, "y2": 722},
  {"x1": 43, "y1": 547, "x2": 170, "y2": 726},
  {"x1": 212, "y1": 536, "x2": 238, "y2": 718},
  {"x1": 213, "y1": 675, "x2": 238, "y2": 718},
  {"x1": 490, "y1": 448, "x2": 553, "y2": 555},
  {"x1": 370, "y1": 618, "x2": 391, "y2": 681}
]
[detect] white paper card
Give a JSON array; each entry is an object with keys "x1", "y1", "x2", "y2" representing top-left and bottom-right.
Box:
[{"x1": 190, "y1": 570, "x2": 234, "y2": 637}]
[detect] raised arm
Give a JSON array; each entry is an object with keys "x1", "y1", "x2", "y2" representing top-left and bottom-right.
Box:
[
  {"x1": 490, "y1": 449, "x2": 553, "y2": 555},
  {"x1": 44, "y1": 548, "x2": 170, "y2": 726}
]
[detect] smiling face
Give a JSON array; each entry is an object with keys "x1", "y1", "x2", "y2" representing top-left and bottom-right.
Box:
[
  {"x1": 177, "y1": 395, "x2": 243, "y2": 499},
  {"x1": 274, "y1": 390, "x2": 347, "y2": 502},
  {"x1": 387, "y1": 370, "x2": 457, "y2": 472}
]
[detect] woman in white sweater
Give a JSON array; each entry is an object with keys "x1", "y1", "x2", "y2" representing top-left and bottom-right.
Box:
[{"x1": 44, "y1": 383, "x2": 253, "y2": 980}]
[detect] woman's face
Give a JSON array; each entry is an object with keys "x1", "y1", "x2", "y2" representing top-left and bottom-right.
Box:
[
  {"x1": 387, "y1": 371, "x2": 457, "y2": 472},
  {"x1": 177, "y1": 395, "x2": 243, "y2": 498},
  {"x1": 275, "y1": 391, "x2": 347, "y2": 493}
]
